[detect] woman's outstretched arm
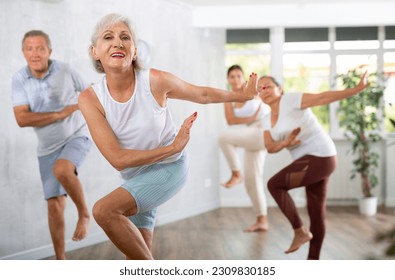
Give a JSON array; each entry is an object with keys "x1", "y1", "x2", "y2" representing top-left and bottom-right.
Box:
[
  {"x1": 301, "y1": 72, "x2": 369, "y2": 109},
  {"x1": 150, "y1": 68, "x2": 258, "y2": 104},
  {"x1": 78, "y1": 88, "x2": 197, "y2": 171}
]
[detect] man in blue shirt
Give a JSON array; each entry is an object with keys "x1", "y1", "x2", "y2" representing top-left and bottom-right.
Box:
[{"x1": 11, "y1": 30, "x2": 92, "y2": 260}]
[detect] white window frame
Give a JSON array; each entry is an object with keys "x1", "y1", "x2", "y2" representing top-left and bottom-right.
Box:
[{"x1": 225, "y1": 26, "x2": 395, "y2": 139}]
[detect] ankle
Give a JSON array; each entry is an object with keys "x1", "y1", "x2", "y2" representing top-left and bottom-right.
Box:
[
  {"x1": 78, "y1": 212, "x2": 90, "y2": 219},
  {"x1": 257, "y1": 215, "x2": 267, "y2": 223},
  {"x1": 294, "y1": 226, "x2": 308, "y2": 235}
]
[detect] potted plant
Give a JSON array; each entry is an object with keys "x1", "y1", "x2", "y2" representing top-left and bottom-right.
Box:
[{"x1": 337, "y1": 68, "x2": 385, "y2": 216}]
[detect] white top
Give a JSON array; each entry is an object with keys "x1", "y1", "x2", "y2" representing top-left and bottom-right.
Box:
[
  {"x1": 233, "y1": 98, "x2": 271, "y2": 128},
  {"x1": 267, "y1": 92, "x2": 337, "y2": 160},
  {"x1": 92, "y1": 69, "x2": 181, "y2": 179}
]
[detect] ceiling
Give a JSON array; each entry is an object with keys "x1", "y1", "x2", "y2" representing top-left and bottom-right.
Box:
[
  {"x1": 175, "y1": 0, "x2": 395, "y2": 28},
  {"x1": 176, "y1": 0, "x2": 391, "y2": 6}
]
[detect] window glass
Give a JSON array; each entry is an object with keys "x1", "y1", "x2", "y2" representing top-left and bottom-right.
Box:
[
  {"x1": 283, "y1": 53, "x2": 331, "y2": 132},
  {"x1": 384, "y1": 52, "x2": 395, "y2": 133},
  {"x1": 226, "y1": 44, "x2": 271, "y2": 80}
]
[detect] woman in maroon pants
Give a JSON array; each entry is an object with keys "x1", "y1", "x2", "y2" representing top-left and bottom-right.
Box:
[{"x1": 258, "y1": 73, "x2": 368, "y2": 259}]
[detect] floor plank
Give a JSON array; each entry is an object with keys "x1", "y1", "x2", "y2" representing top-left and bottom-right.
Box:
[{"x1": 44, "y1": 206, "x2": 395, "y2": 260}]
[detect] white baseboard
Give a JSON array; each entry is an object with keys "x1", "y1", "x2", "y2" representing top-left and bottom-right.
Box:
[
  {"x1": 0, "y1": 231, "x2": 108, "y2": 260},
  {"x1": 1, "y1": 200, "x2": 221, "y2": 260},
  {"x1": 220, "y1": 198, "x2": 306, "y2": 208},
  {"x1": 385, "y1": 198, "x2": 395, "y2": 207}
]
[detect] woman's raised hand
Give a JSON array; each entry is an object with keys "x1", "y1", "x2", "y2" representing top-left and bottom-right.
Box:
[
  {"x1": 242, "y1": 72, "x2": 258, "y2": 100},
  {"x1": 355, "y1": 71, "x2": 370, "y2": 94},
  {"x1": 172, "y1": 112, "x2": 198, "y2": 153}
]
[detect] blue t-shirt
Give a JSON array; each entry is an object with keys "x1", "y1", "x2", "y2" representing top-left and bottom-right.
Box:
[{"x1": 11, "y1": 60, "x2": 90, "y2": 156}]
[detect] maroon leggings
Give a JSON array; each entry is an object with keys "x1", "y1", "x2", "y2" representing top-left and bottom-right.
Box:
[{"x1": 267, "y1": 155, "x2": 336, "y2": 260}]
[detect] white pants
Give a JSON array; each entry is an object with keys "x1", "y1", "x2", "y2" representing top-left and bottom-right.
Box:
[{"x1": 218, "y1": 122, "x2": 267, "y2": 216}]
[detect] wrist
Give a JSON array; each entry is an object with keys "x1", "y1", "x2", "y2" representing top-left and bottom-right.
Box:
[
  {"x1": 168, "y1": 143, "x2": 179, "y2": 154},
  {"x1": 280, "y1": 140, "x2": 288, "y2": 149},
  {"x1": 55, "y1": 111, "x2": 63, "y2": 121}
]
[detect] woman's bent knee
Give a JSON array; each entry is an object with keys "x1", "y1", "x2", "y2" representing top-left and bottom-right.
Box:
[
  {"x1": 92, "y1": 200, "x2": 110, "y2": 227},
  {"x1": 267, "y1": 178, "x2": 277, "y2": 194}
]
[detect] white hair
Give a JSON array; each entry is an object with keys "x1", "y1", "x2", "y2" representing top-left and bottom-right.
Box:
[{"x1": 89, "y1": 13, "x2": 142, "y2": 73}]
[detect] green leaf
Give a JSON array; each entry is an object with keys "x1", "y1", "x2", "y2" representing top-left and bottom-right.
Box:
[{"x1": 337, "y1": 69, "x2": 385, "y2": 192}]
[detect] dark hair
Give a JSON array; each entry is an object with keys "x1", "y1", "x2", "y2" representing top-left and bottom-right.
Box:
[
  {"x1": 22, "y1": 30, "x2": 51, "y2": 50},
  {"x1": 227, "y1": 65, "x2": 244, "y2": 77},
  {"x1": 258, "y1": 75, "x2": 281, "y2": 87},
  {"x1": 258, "y1": 75, "x2": 283, "y2": 94}
]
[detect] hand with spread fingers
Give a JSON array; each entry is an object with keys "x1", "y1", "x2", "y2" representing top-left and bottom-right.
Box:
[
  {"x1": 354, "y1": 71, "x2": 370, "y2": 94},
  {"x1": 241, "y1": 72, "x2": 258, "y2": 100},
  {"x1": 284, "y1": 127, "x2": 301, "y2": 148},
  {"x1": 172, "y1": 112, "x2": 198, "y2": 153}
]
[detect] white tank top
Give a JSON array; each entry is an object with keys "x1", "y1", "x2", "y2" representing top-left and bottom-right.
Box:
[
  {"x1": 233, "y1": 98, "x2": 269, "y2": 121},
  {"x1": 233, "y1": 97, "x2": 270, "y2": 128},
  {"x1": 91, "y1": 69, "x2": 181, "y2": 179}
]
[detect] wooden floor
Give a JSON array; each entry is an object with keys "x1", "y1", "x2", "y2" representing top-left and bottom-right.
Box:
[{"x1": 45, "y1": 206, "x2": 395, "y2": 260}]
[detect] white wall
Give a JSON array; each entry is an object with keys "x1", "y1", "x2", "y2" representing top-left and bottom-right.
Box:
[{"x1": 0, "y1": 0, "x2": 226, "y2": 259}]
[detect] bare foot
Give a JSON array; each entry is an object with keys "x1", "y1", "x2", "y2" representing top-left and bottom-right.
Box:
[
  {"x1": 244, "y1": 221, "x2": 269, "y2": 232},
  {"x1": 285, "y1": 227, "x2": 313, "y2": 254},
  {"x1": 72, "y1": 215, "x2": 90, "y2": 241},
  {"x1": 222, "y1": 175, "x2": 243, "y2": 188}
]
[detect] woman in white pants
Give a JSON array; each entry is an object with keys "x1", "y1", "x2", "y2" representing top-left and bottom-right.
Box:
[{"x1": 218, "y1": 65, "x2": 270, "y2": 232}]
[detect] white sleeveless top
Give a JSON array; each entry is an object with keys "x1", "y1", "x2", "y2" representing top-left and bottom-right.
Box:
[
  {"x1": 234, "y1": 98, "x2": 260, "y2": 118},
  {"x1": 91, "y1": 69, "x2": 181, "y2": 180},
  {"x1": 233, "y1": 98, "x2": 268, "y2": 119}
]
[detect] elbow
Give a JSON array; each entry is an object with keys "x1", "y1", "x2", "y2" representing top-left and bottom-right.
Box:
[
  {"x1": 111, "y1": 159, "x2": 126, "y2": 172},
  {"x1": 16, "y1": 119, "x2": 28, "y2": 128},
  {"x1": 226, "y1": 119, "x2": 237, "y2": 125},
  {"x1": 265, "y1": 145, "x2": 276, "y2": 154},
  {"x1": 109, "y1": 152, "x2": 138, "y2": 171},
  {"x1": 107, "y1": 154, "x2": 127, "y2": 171},
  {"x1": 200, "y1": 95, "x2": 210, "y2": 104},
  {"x1": 198, "y1": 89, "x2": 210, "y2": 104}
]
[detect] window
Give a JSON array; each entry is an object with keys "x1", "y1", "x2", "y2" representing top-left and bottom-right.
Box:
[
  {"x1": 225, "y1": 29, "x2": 271, "y2": 86},
  {"x1": 335, "y1": 27, "x2": 379, "y2": 50},
  {"x1": 384, "y1": 52, "x2": 395, "y2": 133},
  {"x1": 225, "y1": 26, "x2": 395, "y2": 137},
  {"x1": 283, "y1": 53, "x2": 330, "y2": 132},
  {"x1": 336, "y1": 54, "x2": 377, "y2": 75},
  {"x1": 226, "y1": 45, "x2": 270, "y2": 79},
  {"x1": 283, "y1": 28, "x2": 330, "y2": 132}
]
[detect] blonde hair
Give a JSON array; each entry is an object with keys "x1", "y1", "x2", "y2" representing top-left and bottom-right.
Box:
[{"x1": 89, "y1": 13, "x2": 142, "y2": 73}]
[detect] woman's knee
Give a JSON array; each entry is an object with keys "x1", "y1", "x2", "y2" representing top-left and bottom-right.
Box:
[
  {"x1": 218, "y1": 132, "x2": 227, "y2": 146},
  {"x1": 92, "y1": 199, "x2": 112, "y2": 227},
  {"x1": 267, "y1": 177, "x2": 278, "y2": 194}
]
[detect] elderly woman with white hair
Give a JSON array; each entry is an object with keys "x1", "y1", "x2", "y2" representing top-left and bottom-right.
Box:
[{"x1": 79, "y1": 13, "x2": 258, "y2": 259}]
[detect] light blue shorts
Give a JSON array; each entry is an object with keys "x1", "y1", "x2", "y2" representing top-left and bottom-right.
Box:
[
  {"x1": 38, "y1": 137, "x2": 92, "y2": 200},
  {"x1": 121, "y1": 153, "x2": 189, "y2": 230}
]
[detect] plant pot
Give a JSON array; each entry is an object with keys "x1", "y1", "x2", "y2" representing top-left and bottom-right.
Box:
[{"x1": 358, "y1": 196, "x2": 378, "y2": 216}]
